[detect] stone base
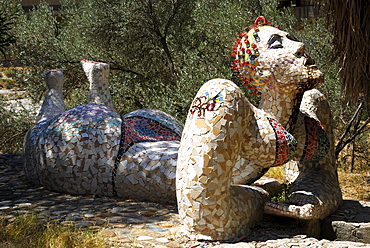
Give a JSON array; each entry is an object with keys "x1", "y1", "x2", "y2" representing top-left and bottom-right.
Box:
[
  {"x1": 321, "y1": 199, "x2": 370, "y2": 243},
  {"x1": 251, "y1": 177, "x2": 370, "y2": 244},
  {"x1": 239, "y1": 200, "x2": 370, "y2": 244},
  {"x1": 1, "y1": 154, "x2": 370, "y2": 247}
]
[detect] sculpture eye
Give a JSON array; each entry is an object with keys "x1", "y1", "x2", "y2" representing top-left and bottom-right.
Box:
[
  {"x1": 286, "y1": 34, "x2": 299, "y2": 42},
  {"x1": 268, "y1": 34, "x2": 283, "y2": 49}
]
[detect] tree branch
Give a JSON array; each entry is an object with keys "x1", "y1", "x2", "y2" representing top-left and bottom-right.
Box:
[
  {"x1": 336, "y1": 101, "x2": 363, "y2": 151},
  {"x1": 335, "y1": 114, "x2": 370, "y2": 158}
]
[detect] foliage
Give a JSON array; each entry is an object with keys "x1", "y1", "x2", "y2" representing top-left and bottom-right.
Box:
[
  {"x1": 9, "y1": 0, "x2": 297, "y2": 121},
  {"x1": 2, "y1": 0, "x2": 369, "y2": 170},
  {"x1": 289, "y1": 17, "x2": 370, "y2": 170},
  {"x1": 270, "y1": 183, "x2": 290, "y2": 202},
  {"x1": 0, "y1": 97, "x2": 34, "y2": 154},
  {"x1": 0, "y1": 212, "x2": 111, "y2": 248},
  {"x1": 323, "y1": 0, "x2": 370, "y2": 170},
  {"x1": 0, "y1": 0, "x2": 19, "y2": 58}
]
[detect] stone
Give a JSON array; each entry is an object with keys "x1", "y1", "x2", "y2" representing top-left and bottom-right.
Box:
[
  {"x1": 136, "y1": 236, "x2": 153, "y2": 241},
  {"x1": 110, "y1": 207, "x2": 123, "y2": 213},
  {"x1": 155, "y1": 237, "x2": 170, "y2": 243},
  {"x1": 84, "y1": 213, "x2": 95, "y2": 218}
]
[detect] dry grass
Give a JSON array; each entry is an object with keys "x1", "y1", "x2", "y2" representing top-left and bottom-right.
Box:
[
  {"x1": 266, "y1": 165, "x2": 370, "y2": 202},
  {"x1": 0, "y1": 67, "x2": 28, "y2": 90},
  {"x1": 0, "y1": 212, "x2": 114, "y2": 248},
  {"x1": 338, "y1": 168, "x2": 370, "y2": 201},
  {"x1": 265, "y1": 166, "x2": 285, "y2": 182}
]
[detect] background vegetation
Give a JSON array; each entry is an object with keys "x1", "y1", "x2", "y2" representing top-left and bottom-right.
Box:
[{"x1": 0, "y1": 0, "x2": 369, "y2": 173}]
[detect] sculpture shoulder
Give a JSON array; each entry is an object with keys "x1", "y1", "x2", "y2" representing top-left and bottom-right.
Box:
[{"x1": 241, "y1": 107, "x2": 297, "y2": 168}]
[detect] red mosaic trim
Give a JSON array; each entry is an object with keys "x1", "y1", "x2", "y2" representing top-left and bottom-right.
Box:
[
  {"x1": 301, "y1": 116, "x2": 330, "y2": 162},
  {"x1": 268, "y1": 118, "x2": 297, "y2": 167}
]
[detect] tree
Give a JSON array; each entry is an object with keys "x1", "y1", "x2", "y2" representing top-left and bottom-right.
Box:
[
  {"x1": 326, "y1": 0, "x2": 370, "y2": 170},
  {"x1": 9, "y1": 0, "x2": 363, "y2": 158},
  {"x1": 326, "y1": 0, "x2": 370, "y2": 108},
  {"x1": 0, "y1": 0, "x2": 18, "y2": 58},
  {"x1": 11, "y1": 0, "x2": 295, "y2": 121}
]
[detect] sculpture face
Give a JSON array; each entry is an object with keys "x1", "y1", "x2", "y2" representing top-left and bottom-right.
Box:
[
  {"x1": 233, "y1": 22, "x2": 324, "y2": 94},
  {"x1": 256, "y1": 26, "x2": 323, "y2": 94}
]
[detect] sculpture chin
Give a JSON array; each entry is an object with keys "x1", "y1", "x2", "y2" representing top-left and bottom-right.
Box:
[
  {"x1": 300, "y1": 67, "x2": 324, "y2": 91},
  {"x1": 265, "y1": 66, "x2": 324, "y2": 95}
]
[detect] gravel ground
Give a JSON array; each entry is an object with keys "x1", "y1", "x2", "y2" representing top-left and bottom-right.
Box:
[
  {"x1": 1, "y1": 153, "x2": 370, "y2": 248},
  {"x1": 1, "y1": 89, "x2": 370, "y2": 247}
]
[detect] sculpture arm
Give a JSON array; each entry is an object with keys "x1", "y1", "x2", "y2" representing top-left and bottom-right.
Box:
[{"x1": 265, "y1": 89, "x2": 342, "y2": 221}]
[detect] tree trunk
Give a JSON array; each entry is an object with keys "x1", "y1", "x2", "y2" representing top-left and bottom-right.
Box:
[{"x1": 349, "y1": 139, "x2": 355, "y2": 172}]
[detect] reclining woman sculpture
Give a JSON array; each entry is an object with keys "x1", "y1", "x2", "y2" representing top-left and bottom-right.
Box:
[
  {"x1": 23, "y1": 16, "x2": 342, "y2": 241},
  {"x1": 176, "y1": 16, "x2": 342, "y2": 240}
]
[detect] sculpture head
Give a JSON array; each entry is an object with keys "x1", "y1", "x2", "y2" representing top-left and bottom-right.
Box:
[{"x1": 232, "y1": 16, "x2": 323, "y2": 95}]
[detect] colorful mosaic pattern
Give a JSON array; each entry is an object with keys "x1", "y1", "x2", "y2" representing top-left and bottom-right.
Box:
[
  {"x1": 23, "y1": 61, "x2": 182, "y2": 204},
  {"x1": 232, "y1": 16, "x2": 323, "y2": 95},
  {"x1": 112, "y1": 109, "x2": 182, "y2": 203},
  {"x1": 36, "y1": 104, "x2": 121, "y2": 196},
  {"x1": 190, "y1": 91, "x2": 224, "y2": 118},
  {"x1": 301, "y1": 116, "x2": 330, "y2": 162},
  {"x1": 177, "y1": 79, "x2": 270, "y2": 241},
  {"x1": 123, "y1": 109, "x2": 183, "y2": 147},
  {"x1": 177, "y1": 16, "x2": 342, "y2": 240},
  {"x1": 122, "y1": 117, "x2": 180, "y2": 152},
  {"x1": 23, "y1": 17, "x2": 342, "y2": 241},
  {"x1": 268, "y1": 117, "x2": 297, "y2": 167}
]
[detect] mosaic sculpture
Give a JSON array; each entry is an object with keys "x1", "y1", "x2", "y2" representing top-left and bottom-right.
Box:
[
  {"x1": 23, "y1": 60, "x2": 182, "y2": 204},
  {"x1": 176, "y1": 16, "x2": 342, "y2": 240},
  {"x1": 23, "y1": 16, "x2": 342, "y2": 242}
]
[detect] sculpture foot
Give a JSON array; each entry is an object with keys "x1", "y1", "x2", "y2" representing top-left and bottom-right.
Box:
[
  {"x1": 264, "y1": 194, "x2": 324, "y2": 220},
  {"x1": 264, "y1": 168, "x2": 342, "y2": 220}
]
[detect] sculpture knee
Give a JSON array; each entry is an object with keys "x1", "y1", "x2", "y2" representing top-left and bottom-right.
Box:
[
  {"x1": 176, "y1": 78, "x2": 260, "y2": 240},
  {"x1": 179, "y1": 78, "x2": 251, "y2": 169}
]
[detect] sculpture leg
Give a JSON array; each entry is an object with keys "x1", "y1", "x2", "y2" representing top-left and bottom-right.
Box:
[
  {"x1": 23, "y1": 69, "x2": 65, "y2": 184},
  {"x1": 24, "y1": 66, "x2": 122, "y2": 196},
  {"x1": 177, "y1": 79, "x2": 269, "y2": 241},
  {"x1": 35, "y1": 69, "x2": 65, "y2": 124},
  {"x1": 81, "y1": 60, "x2": 114, "y2": 109},
  {"x1": 265, "y1": 89, "x2": 342, "y2": 221}
]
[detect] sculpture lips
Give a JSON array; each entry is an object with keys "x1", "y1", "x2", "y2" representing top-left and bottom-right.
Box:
[{"x1": 304, "y1": 57, "x2": 315, "y2": 66}]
